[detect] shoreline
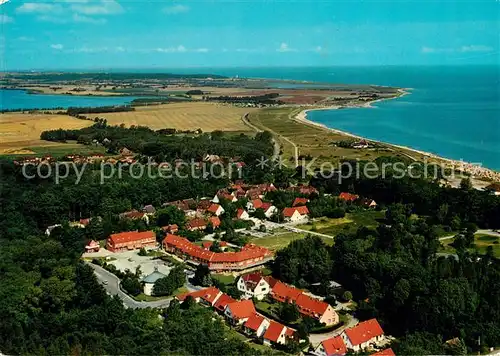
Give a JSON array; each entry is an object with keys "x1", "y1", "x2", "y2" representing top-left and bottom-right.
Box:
[{"x1": 293, "y1": 92, "x2": 500, "y2": 180}]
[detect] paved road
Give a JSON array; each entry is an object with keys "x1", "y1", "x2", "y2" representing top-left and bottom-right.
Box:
[
  {"x1": 241, "y1": 112, "x2": 280, "y2": 162},
  {"x1": 308, "y1": 315, "x2": 359, "y2": 347},
  {"x1": 439, "y1": 229, "x2": 500, "y2": 241},
  {"x1": 88, "y1": 262, "x2": 201, "y2": 309},
  {"x1": 283, "y1": 225, "x2": 334, "y2": 240}
]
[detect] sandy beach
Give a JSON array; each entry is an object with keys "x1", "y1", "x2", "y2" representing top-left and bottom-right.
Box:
[{"x1": 293, "y1": 92, "x2": 500, "y2": 182}]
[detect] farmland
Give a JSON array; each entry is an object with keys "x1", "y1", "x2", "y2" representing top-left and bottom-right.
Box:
[
  {"x1": 0, "y1": 113, "x2": 93, "y2": 154},
  {"x1": 90, "y1": 102, "x2": 255, "y2": 132}
]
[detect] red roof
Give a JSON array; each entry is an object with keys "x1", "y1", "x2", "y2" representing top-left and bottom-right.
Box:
[
  {"x1": 108, "y1": 231, "x2": 155, "y2": 245},
  {"x1": 322, "y1": 336, "x2": 347, "y2": 356},
  {"x1": 187, "y1": 218, "x2": 207, "y2": 229},
  {"x1": 237, "y1": 208, "x2": 248, "y2": 218},
  {"x1": 209, "y1": 216, "x2": 221, "y2": 228},
  {"x1": 226, "y1": 300, "x2": 256, "y2": 319},
  {"x1": 271, "y1": 281, "x2": 303, "y2": 302},
  {"x1": 371, "y1": 349, "x2": 395, "y2": 356},
  {"x1": 339, "y1": 192, "x2": 359, "y2": 202},
  {"x1": 177, "y1": 287, "x2": 221, "y2": 305},
  {"x1": 214, "y1": 293, "x2": 236, "y2": 311},
  {"x1": 260, "y1": 202, "x2": 274, "y2": 212},
  {"x1": 265, "y1": 276, "x2": 279, "y2": 288},
  {"x1": 251, "y1": 199, "x2": 263, "y2": 209},
  {"x1": 344, "y1": 319, "x2": 384, "y2": 346},
  {"x1": 244, "y1": 313, "x2": 266, "y2": 331},
  {"x1": 161, "y1": 224, "x2": 179, "y2": 232},
  {"x1": 283, "y1": 206, "x2": 309, "y2": 217},
  {"x1": 282, "y1": 207, "x2": 298, "y2": 218},
  {"x1": 263, "y1": 320, "x2": 286, "y2": 342},
  {"x1": 242, "y1": 272, "x2": 264, "y2": 284},
  {"x1": 292, "y1": 197, "x2": 309, "y2": 207},
  {"x1": 207, "y1": 203, "x2": 222, "y2": 214},
  {"x1": 295, "y1": 293, "x2": 330, "y2": 317}
]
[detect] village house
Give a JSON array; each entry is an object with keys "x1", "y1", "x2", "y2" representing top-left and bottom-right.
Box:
[
  {"x1": 213, "y1": 190, "x2": 238, "y2": 203},
  {"x1": 197, "y1": 199, "x2": 213, "y2": 211},
  {"x1": 371, "y1": 348, "x2": 395, "y2": 356},
  {"x1": 358, "y1": 198, "x2": 377, "y2": 208},
  {"x1": 338, "y1": 192, "x2": 359, "y2": 203},
  {"x1": 141, "y1": 268, "x2": 167, "y2": 296},
  {"x1": 236, "y1": 272, "x2": 272, "y2": 300},
  {"x1": 85, "y1": 240, "x2": 100, "y2": 253},
  {"x1": 263, "y1": 320, "x2": 288, "y2": 346},
  {"x1": 207, "y1": 203, "x2": 225, "y2": 216},
  {"x1": 314, "y1": 335, "x2": 347, "y2": 356},
  {"x1": 341, "y1": 318, "x2": 385, "y2": 352},
  {"x1": 247, "y1": 198, "x2": 263, "y2": 212},
  {"x1": 224, "y1": 299, "x2": 256, "y2": 325},
  {"x1": 209, "y1": 216, "x2": 221, "y2": 229},
  {"x1": 106, "y1": 230, "x2": 157, "y2": 252},
  {"x1": 282, "y1": 206, "x2": 310, "y2": 222},
  {"x1": 260, "y1": 203, "x2": 279, "y2": 218},
  {"x1": 292, "y1": 197, "x2": 309, "y2": 207},
  {"x1": 186, "y1": 218, "x2": 207, "y2": 231},
  {"x1": 161, "y1": 224, "x2": 179, "y2": 234},
  {"x1": 287, "y1": 185, "x2": 319, "y2": 196},
  {"x1": 177, "y1": 287, "x2": 223, "y2": 307},
  {"x1": 119, "y1": 210, "x2": 150, "y2": 224},
  {"x1": 236, "y1": 208, "x2": 250, "y2": 220},
  {"x1": 214, "y1": 293, "x2": 236, "y2": 313},
  {"x1": 142, "y1": 204, "x2": 156, "y2": 215},
  {"x1": 244, "y1": 313, "x2": 270, "y2": 338}
]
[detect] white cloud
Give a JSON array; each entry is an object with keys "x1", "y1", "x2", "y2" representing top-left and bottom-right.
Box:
[
  {"x1": 422, "y1": 45, "x2": 494, "y2": 54},
  {"x1": 163, "y1": 4, "x2": 189, "y2": 14},
  {"x1": 277, "y1": 42, "x2": 296, "y2": 52},
  {"x1": 195, "y1": 48, "x2": 209, "y2": 53},
  {"x1": 18, "y1": 36, "x2": 34, "y2": 41},
  {"x1": 460, "y1": 45, "x2": 493, "y2": 53},
  {"x1": 73, "y1": 13, "x2": 107, "y2": 24},
  {"x1": 71, "y1": 0, "x2": 123, "y2": 15},
  {"x1": 37, "y1": 15, "x2": 68, "y2": 23},
  {"x1": 50, "y1": 44, "x2": 64, "y2": 50},
  {"x1": 155, "y1": 45, "x2": 209, "y2": 53},
  {"x1": 0, "y1": 14, "x2": 14, "y2": 23},
  {"x1": 17, "y1": 3, "x2": 62, "y2": 13}
]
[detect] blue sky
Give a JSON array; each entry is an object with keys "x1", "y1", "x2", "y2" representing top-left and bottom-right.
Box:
[{"x1": 1, "y1": 0, "x2": 499, "y2": 70}]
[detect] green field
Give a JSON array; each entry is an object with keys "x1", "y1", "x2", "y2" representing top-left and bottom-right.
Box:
[
  {"x1": 212, "y1": 273, "x2": 236, "y2": 286},
  {"x1": 297, "y1": 210, "x2": 385, "y2": 237},
  {"x1": 252, "y1": 230, "x2": 334, "y2": 251},
  {"x1": 440, "y1": 233, "x2": 500, "y2": 258}
]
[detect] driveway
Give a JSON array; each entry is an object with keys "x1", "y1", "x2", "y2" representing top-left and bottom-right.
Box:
[{"x1": 308, "y1": 315, "x2": 359, "y2": 347}]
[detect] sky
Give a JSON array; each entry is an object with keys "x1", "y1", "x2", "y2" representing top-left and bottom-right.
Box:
[{"x1": 1, "y1": 0, "x2": 499, "y2": 70}]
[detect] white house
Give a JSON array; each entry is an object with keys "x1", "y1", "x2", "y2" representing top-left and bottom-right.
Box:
[
  {"x1": 224, "y1": 300, "x2": 256, "y2": 325},
  {"x1": 261, "y1": 203, "x2": 278, "y2": 219},
  {"x1": 236, "y1": 208, "x2": 250, "y2": 220},
  {"x1": 341, "y1": 318, "x2": 385, "y2": 352},
  {"x1": 207, "y1": 203, "x2": 225, "y2": 216},
  {"x1": 141, "y1": 268, "x2": 167, "y2": 296},
  {"x1": 244, "y1": 313, "x2": 270, "y2": 337},
  {"x1": 246, "y1": 198, "x2": 263, "y2": 212},
  {"x1": 263, "y1": 320, "x2": 288, "y2": 345},
  {"x1": 237, "y1": 273, "x2": 271, "y2": 300},
  {"x1": 282, "y1": 206, "x2": 309, "y2": 222}
]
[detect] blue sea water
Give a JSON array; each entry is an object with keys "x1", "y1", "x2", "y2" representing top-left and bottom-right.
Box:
[
  {"x1": 0, "y1": 89, "x2": 139, "y2": 111},
  {"x1": 208, "y1": 66, "x2": 499, "y2": 170}
]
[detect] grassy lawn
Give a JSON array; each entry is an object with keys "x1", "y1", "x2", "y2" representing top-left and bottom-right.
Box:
[
  {"x1": 173, "y1": 286, "x2": 189, "y2": 296},
  {"x1": 440, "y1": 233, "x2": 500, "y2": 258},
  {"x1": 133, "y1": 286, "x2": 189, "y2": 301},
  {"x1": 252, "y1": 230, "x2": 333, "y2": 251},
  {"x1": 298, "y1": 210, "x2": 385, "y2": 237},
  {"x1": 212, "y1": 274, "x2": 236, "y2": 286}
]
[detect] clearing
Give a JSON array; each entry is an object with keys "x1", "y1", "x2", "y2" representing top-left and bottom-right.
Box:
[
  {"x1": 0, "y1": 113, "x2": 93, "y2": 154},
  {"x1": 94, "y1": 102, "x2": 255, "y2": 132},
  {"x1": 252, "y1": 230, "x2": 334, "y2": 251},
  {"x1": 441, "y1": 233, "x2": 500, "y2": 258}
]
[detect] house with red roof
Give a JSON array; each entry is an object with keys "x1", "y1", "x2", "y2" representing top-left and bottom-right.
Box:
[
  {"x1": 186, "y1": 218, "x2": 207, "y2": 231},
  {"x1": 236, "y1": 208, "x2": 250, "y2": 220},
  {"x1": 339, "y1": 192, "x2": 359, "y2": 202},
  {"x1": 119, "y1": 210, "x2": 150, "y2": 224},
  {"x1": 177, "y1": 287, "x2": 222, "y2": 306},
  {"x1": 214, "y1": 293, "x2": 236, "y2": 313},
  {"x1": 263, "y1": 320, "x2": 288, "y2": 345},
  {"x1": 224, "y1": 299, "x2": 256, "y2": 325},
  {"x1": 207, "y1": 203, "x2": 225, "y2": 216},
  {"x1": 270, "y1": 281, "x2": 303, "y2": 303},
  {"x1": 85, "y1": 240, "x2": 100, "y2": 253},
  {"x1": 244, "y1": 313, "x2": 270, "y2": 338},
  {"x1": 371, "y1": 348, "x2": 395, "y2": 356},
  {"x1": 314, "y1": 335, "x2": 347, "y2": 356},
  {"x1": 213, "y1": 191, "x2": 238, "y2": 203},
  {"x1": 341, "y1": 319, "x2": 385, "y2": 352},
  {"x1": 161, "y1": 224, "x2": 179, "y2": 234},
  {"x1": 358, "y1": 198, "x2": 377, "y2": 208},
  {"x1": 287, "y1": 185, "x2": 319, "y2": 196},
  {"x1": 237, "y1": 272, "x2": 272, "y2": 300},
  {"x1": 247, "y1": 198, "x2": 263, "y2": 212},
  {"x1": 106, "y1": 231, "x2": 156, "y2": 252},
  {"x1": 260, "y1": 202, "x2": 278, "y2": 218},
  {"x1": 292, "y1": 197, "x2": 309, "y2": 207},
  {"x1": 282, "y1": 206, "x2": 309, "y2": 222}
]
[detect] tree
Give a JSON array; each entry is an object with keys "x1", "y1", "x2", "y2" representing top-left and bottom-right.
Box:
[
  {"x1": 460, "y1": 177, "x2": 473, "y2": 191},
  {"x1": 192, "y1": 264, "x2": 212, "y2": 287},
  {"x1": 122, "y1": 276, "x2": 142, "y2": 296},
  {"x1": 279, "y1": 302, "x2": 300, "y2": 323},
  {"x1": 156, "y1": 206, "x2": 186, "y2": 227},
  {"x1": 342, "y1": 291, "x2": 353, "y2": 302},
  {"x1": 209, "y1": 241, "x2": 222, "y2": 253},
  {"x1": 153, "y1": 266, "x2": 185, "y2": 296}
]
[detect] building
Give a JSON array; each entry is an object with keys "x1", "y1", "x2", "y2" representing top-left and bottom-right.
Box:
[
  {"x1": 341, "y1": 319, "x2": 385, "y2": 352},
  {"x1": 485, "y1": 183, "x2": 500, "y2": 196},
  {"x1": 371, "y1": 348, "x2": 395, "y2": 356},
  {"x1": 214, "y1": 293, "x2": 236, "y2": 313},
  {"x1": 141, "y1": 268, "x2": 167, "y2": 296},
  {"x1": 287, "y1": 185, "x2": 318, "y2": 196},
  {"x1": 358, "y1": 198, "x2": 377, "y2": 208},
  {"x1": 224, "y1": 299, "x2": 256, "y2": 325},
  {"x1": 271, "y1": 281, "x2": 339, "y2": 325},
  {"x1": 236, "y1": 208, "x2": 250, "y2": 220},
  {"x1": 202, "y1": 241, "x2": 228, "y2": 251},
  {"x1": 247, "y1": 198, "x2": 263, "y2": 212},
  {"x1": 177, "y1": 287, "x2": 222, "y2": 306},
  {"x1": 85, "y1": 240, "x2": 100, "y2": 253},
  {"x1": 161, "y1": 224, "x2": 179, "y2": 234},
  {"x1": 163, "y1": 234, "x2": 273, "y2": 272},
  {"x1": 106, "y1": 230, "x2": 157, "y2": 252},
  {"x1": 237, "y1": 273, "x2": 272, "y2": 300},
  {"x1": 263, "y1": 320, "x2": 288, "y2": 345},
  {"x1": 338, "y1": 192, "x2": 359, "y2": 202},
  {"x1": 142, "y1": 204, "x2": 156, "y2": 215},
  {"x1": 207, "y1": 203, "x2": 225, "y2": 216},
  {"x1": 244, "y1": 313, "x2": 270, "y2": 337},
  {"x1": 260, "y1": 203, "x2": 278, "y2": 218},
  {"x1": 186, "y1": 218, "x2": 207, "y2": 231},
  {"x1": 314, "y1": 335, "x2": 347, "y2": 356},
  {"x1": 282, "y1": 206, "x2": 309, "y2": 222},
  {"x1": 292, "y1": 197, "x2": 309, "y2": 207},
  {"x1": 119, "y1": 210, "x2": 150, "y2": 224},
  {"x1": 213, "y1": 191, "x2": 238, "y2": 203},
  {"x1": 209, "y1": 216, "x2": 221, "y2": 229}
]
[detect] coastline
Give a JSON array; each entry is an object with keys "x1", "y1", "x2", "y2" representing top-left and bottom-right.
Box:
[{"x1": 293, "y1": 91, "x2": 500, "y2": 180}]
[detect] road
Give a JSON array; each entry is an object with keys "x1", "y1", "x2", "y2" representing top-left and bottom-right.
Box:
[
  {"x1": 88, "y1": 262, "x2": 200, "y2": 309},
  {"x1": 439, "y1": 229, "x2": 500, "y2": 241},
  {"x1": 308, "y1": 315, "x2": 359, "y2": 347}
]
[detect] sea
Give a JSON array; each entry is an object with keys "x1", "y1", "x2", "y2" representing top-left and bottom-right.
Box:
[{"x1": 1, "y1": 66, "x2": 499, "y2": 170}]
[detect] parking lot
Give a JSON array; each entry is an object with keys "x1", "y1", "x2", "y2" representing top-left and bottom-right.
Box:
[{"x1": 99, "y1": 249, "x2": 173, "y2": 276}]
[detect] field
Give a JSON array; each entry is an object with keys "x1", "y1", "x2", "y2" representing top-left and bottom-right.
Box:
[
  {"x1": 94, "y1": 102, "x2": 255, "y2": 132},
  {"x1": 297, "y1": 210, "x2": 386, "y2": 237},
  {"x1": 252, "y1": 230, "x2": 334, "y2": 251},
  {"x1": 0, "y1": 113, "x2": 93, "y2": 155},
  {"x1": 441, "y1": 233, "x2": 500, "y2": 258}
]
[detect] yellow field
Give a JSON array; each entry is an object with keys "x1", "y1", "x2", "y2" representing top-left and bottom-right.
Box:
[
  {"x1": 0, "y1": 113, "x2": 92, "y2": 154},
  {"x1": 98, "y1": 102, "x2": 254, "y2": 132}
]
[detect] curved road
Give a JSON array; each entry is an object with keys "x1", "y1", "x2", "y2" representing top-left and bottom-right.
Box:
[{"x1": 242, "y1": 112, "x2": 286, "y2": 163}]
